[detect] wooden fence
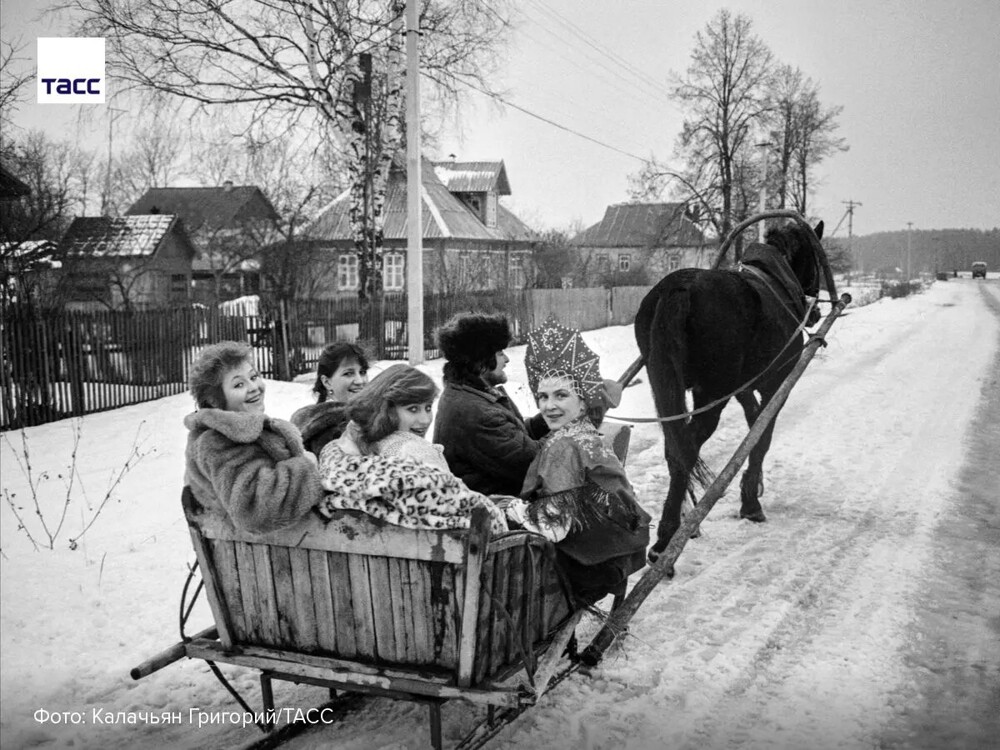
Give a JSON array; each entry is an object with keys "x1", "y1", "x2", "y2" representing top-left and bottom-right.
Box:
[{"x1": 1, "y1": 286, "x2": 649, "y2": 430}]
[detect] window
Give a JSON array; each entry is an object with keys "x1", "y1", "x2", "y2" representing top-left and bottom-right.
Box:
[
  {"x1": 619, "y1": 254, "x2": 631, "y2": 272},
  {"x1": 509, "y1": 253, "x2": 525, "y2": 288},
  {"x1": 486, "y1": 192, "x2": 498, "y2": 228},
  {"x1": 383, "y1": 253, "x2": 405, "y2": 291},
  {"x1": 668, "y1": 253, "x2": 681, "y2": 271},
  {"x1": 459, "y1": 250, "x2": 473, "y2": 287},
  {"x1": 596, "y1": 253, "x2": 609, "y2": 267},
  {"x1": 337, "y1": 253, "x2": 358, "y2": 290},
  {"x1": 169, "y1": 273, "x2": 188, "y2": 299}
]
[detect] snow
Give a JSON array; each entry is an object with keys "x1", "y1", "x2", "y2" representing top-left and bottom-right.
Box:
[{"x1": 2, "y1": 280, "x2": 998, "y2": 750}]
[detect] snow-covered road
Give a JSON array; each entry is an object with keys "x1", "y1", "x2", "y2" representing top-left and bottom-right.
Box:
[{"x1": 2, "y1": 279, "x2": 997, "y2": 750}]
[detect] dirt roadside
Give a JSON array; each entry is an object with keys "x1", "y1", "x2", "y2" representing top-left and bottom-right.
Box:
[{"x1": 878, "y1": 284, "x2": 1000, "y2": 749}]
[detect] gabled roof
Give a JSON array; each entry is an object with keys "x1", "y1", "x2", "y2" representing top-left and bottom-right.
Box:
[
  {"x1": 125, "y1": 185, "x2": 279, "y2": 231},
  {"x1": 571, "y1": 202, "x2": 705, "y2": 248},
  {"x1": 0, "y1": 162, "x2": 31, "y2": 199},
  {"x1": 61, "y1": 215, "x2": 195, "y2": 258},
  {"x1": 305, "y1": 158, "x2": 534, "y2": 244},
  {"x1": 432, "y1": 160, "x2": 511, "y2": 196}
]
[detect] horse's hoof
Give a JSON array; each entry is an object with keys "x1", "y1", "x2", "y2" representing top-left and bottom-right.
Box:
[
  {"x1": 647, "y1": 550, "x2": 675, "y2": 578},
  {"x1": 579, "y1": 646, "x2": 601, "y2": 667},
  {"x1": 740, "y1": 510, "x2": 767, "y2": 523}
]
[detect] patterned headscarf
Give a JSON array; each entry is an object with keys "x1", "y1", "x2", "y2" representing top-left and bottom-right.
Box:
[{"x1": 524, "y1": 317, "x2": 603, "y2": 402}]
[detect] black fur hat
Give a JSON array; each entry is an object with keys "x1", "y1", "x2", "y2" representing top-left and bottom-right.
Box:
[{"x1": 437, "y1": 313, "x2": 512, "y2": 367}]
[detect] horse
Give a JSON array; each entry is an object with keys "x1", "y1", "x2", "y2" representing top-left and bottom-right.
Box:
[{"x1": 635, "y1": 220, "x2": 824, "y2": 562}]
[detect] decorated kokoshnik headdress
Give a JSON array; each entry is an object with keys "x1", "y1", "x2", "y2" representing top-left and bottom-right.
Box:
[{"x1": 525, "y1": 317, "x2": 603, "y2": 402}]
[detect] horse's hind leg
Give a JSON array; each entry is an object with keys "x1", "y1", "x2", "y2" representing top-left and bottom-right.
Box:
[
  {"x1": 649, "y1": 457, "x2": 689, "y2": 566},
  {"x1": 738, "y1": 395, "x2": 784, "y2": 523},
  {"x1": 735, "y1": 391, "x2": 765, "y2": 499}
]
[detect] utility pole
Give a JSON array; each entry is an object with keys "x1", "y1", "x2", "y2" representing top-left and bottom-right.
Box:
[
  {"x1": 101, "y1": 105, "x2": 126, "y2": 215},
  {"x1": 405, "y1": 0, "x2": 424, "y2": 365},
  {"x1": 842, "y1": 200, "x2": 862, "y2": 272},
  {"x1": 756, "y1": 140, "x2": 771, "y2": 241},
  {"x1": 906, "y1": 222, "x2": 913, "y2": 280}
]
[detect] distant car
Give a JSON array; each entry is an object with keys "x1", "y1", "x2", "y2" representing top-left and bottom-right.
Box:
[{"x1": 971, "y1": 261, "x2": 987, "y2": 279}]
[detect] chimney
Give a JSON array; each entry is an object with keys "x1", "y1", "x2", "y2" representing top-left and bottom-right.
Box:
[{"x1": 222, "y1": 180, "x2": 234, "y2": 192}]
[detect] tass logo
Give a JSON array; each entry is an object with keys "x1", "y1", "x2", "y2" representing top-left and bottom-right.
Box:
[{"x1": 37, "y1": 38, "x2": 106, "y2": 104}]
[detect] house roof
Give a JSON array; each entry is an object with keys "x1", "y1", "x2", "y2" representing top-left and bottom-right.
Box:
[
  {"x1": 305, "y1": 158, "x2": 534, "y2": 244},
  {"x1": 431, "y1": 160, "x2": 511, "y2": 196},
  {"x1": 571, "y1": 202, "x2": 706, "y2": 248},
  {"x1": 125, "y1": 185, "x2": 279, "y2": 231},
  {"x1": 0, "y1": 240, "x2": 61, "y2": 269},
  {"x1": 61, "y1": 215, "x2": 195, "y2": 258},
  {"x1": 0, "y1": 162, "x2": 31, "y2": 199}
]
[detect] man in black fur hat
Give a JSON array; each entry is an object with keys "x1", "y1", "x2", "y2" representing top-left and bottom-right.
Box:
[{"x1": 432, "y1": 313, "x2": 549, "y2": 496}]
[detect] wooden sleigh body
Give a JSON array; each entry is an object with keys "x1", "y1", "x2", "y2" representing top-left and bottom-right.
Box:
[{"x1": 131, "y1": 424, "x2": 633, "y2": 749}]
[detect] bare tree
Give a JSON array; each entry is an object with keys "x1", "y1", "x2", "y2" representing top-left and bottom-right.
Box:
[
  {"x1": 65, "y1": 0, "x2": 514, "y2": 300},
  {"x1": 0, "y1": 131, "x2": 78, "y2": 245},
  {"x1": 630, "y1": 10, "x2": 775, "y2": 245},
  {"x1": 788, "y1": 89, "x2": 847, "y2": 216},
  {"x1": 765, "y1": 65, "x2": 847, "y2": 216},
  {"x1": 94, "y1": 100, "x2": 189, "y2": 216},
  {"x1": 0, "y1": 39, "x2": 32, "y2": 134}
]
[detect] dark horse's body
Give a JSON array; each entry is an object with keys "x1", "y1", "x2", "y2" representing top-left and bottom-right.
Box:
[{"x1": 635, "y1": 221, "x2": 824, "y2": 560}]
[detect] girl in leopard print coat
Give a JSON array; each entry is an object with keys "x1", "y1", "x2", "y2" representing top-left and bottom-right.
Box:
[{"x1": 318, "y1": 365, "x2": 507, "y2": 534}]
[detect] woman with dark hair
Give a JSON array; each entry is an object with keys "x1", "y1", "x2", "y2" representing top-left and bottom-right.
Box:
[
  {"x1": 317, "y1": 365, "x2": 507, "y2": 533},
  {"x1": 184, "y1": 341, "x2": 325, "y2": 533},
  {"x1": 291, "y1": 342, "x2": 370, "y2": 456}
]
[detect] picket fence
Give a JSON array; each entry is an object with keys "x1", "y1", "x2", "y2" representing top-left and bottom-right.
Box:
[{"x1": 0, "y1": 286, "x2": 648, "y2": 430}]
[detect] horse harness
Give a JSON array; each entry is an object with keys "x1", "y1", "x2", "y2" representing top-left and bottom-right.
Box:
[{"x1": 738, "y1": 244, "x2": 811, "y2": 327}]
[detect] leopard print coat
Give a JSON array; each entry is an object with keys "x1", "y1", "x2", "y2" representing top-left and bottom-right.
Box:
[{"x1": 317, "y1": 441, "x2": 507, "y2": 535}]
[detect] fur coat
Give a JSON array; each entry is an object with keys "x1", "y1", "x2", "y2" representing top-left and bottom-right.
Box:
[
  {"x1": 289, "y1": 400, "x2": 349, "y2": 457},
  {"x1": 184, "y1": 409, "x2": 325, "y2": 533},
  {"x1": 433, "y1": 381, "x2": 549, "y2": 496},
  {"x1": 318, "y1": 437, "x2": 507, "y2": 535}
]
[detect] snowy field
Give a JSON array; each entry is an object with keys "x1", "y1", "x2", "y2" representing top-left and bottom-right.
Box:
[{"x1": 1, "y1": 279, "x2": 998, "y2": 749}]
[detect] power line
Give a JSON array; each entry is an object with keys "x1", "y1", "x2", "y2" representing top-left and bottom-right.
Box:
[
  {"x1": 523, "y1": 0, "x2": 676, "y2": 104},
  {"x1": 436, "y1": 71, "x2": 650, "y2": 164},
  {"x1": 483, "y1": 0, "x2": 679, "y2": 120}
]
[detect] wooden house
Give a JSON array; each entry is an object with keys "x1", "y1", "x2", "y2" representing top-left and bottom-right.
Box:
[
  {"x1": 303, "y1": 157, "x2": 537, "y2": 298},
  {"x1": 0, "y1": 162, "x2": 31, "y2": 201},
  {"x1": 569, "y1": 202, "x2": 709, "y2": 286},
  {"x1": 59, "y1": 215, "x2": 195, "y2": 310},
  {"x1": 126, "y1": 183, "x2": 280, "y2": 302}
]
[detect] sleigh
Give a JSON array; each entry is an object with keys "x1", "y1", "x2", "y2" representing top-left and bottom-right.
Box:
[{"x1": 131, "y1": 423, "x2": 633, "y2": 749}]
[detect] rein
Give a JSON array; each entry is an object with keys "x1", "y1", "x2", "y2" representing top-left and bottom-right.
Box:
[{"x1": 604, "y1": 297, "x2": 817, "y2": 425}]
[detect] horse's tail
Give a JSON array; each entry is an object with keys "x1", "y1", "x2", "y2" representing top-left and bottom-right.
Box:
[{"x1": 645, "y1": 288, "x2": 712, "y2": 489}]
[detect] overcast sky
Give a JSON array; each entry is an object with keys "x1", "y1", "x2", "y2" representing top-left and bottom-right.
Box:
[{"x1": 5, "y1": 0, "x2": 999, "y2": 237}]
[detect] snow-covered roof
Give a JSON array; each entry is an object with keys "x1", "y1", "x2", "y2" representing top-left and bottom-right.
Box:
[{"x1": 60, "y1": 215, "x2": 194, "y2": 258}]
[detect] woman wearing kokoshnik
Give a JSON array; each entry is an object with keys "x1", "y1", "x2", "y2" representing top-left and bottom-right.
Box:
[{"x1": 504, "y1": 318, "x2": 651, "y2": 607}]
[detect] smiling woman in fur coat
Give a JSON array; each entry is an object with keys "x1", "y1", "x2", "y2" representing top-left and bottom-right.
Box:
[{"x1": 184, "y1": 341, "x2": 325, "y2": 533}]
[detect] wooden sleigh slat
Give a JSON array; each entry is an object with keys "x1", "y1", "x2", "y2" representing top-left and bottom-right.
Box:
[{"x1": 135, "y1": 424, "x2": 635, "y2": 748}]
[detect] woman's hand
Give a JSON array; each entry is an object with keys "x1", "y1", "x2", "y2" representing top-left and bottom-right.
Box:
[{"x1": 488, "y1": 494, "x2": 519, "y2": 511}]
